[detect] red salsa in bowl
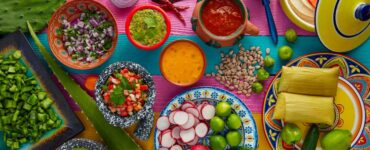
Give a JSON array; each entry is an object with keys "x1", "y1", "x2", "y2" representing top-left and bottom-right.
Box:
[{"x1": 201, "y1": 0, "x2": 243, "y2": 36}]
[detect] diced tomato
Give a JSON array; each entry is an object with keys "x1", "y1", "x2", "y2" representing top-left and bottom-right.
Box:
[
  {"x1": 128, "y1": 77, "x2": 135, "y2": 83},
  {"x1": 103, "y1": 92, "x2": 110, "y2": 102},
  {"x1": 121, "y1": 68, "x2": 129, "y2": 74},
  {"x1": 109, "y1": 106, "x2": 117, "y2": 113},
  {"x1": 120, "y1": 111, "x2": 128, "y2": 117},
  {"x1": 108, "y1": 84, "x2": 114, "y2": 90},
  {"x1": 140, "y1": 85, "x2": 148, "y2": 91},
  {"x1": 127, "y1": 105, "x2": 133, "y2": 112},
  {"x1": 134, "y1": 105, "x2": 142, "y2": 111}
]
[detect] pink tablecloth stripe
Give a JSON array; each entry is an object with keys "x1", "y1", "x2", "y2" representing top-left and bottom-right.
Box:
[
  {"x1": 67, "y1": 74, "x2": 273, "y2": 113},
  {"x1": 68, "y1": 0, "x2": 316, "y2": 36}
]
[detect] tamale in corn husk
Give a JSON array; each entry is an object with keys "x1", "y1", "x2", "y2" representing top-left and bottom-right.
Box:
[
  {"x1": 273, "y1": 92, "x2": 335, "y2": 125},
  {"x1": 278, "y1": 66, "x2": 339, "y2": 97}
]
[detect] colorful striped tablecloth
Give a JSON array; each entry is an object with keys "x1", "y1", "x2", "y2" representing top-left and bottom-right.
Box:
[{"x1": 26, "y1": 0, "x2": 370, "y2": 149}]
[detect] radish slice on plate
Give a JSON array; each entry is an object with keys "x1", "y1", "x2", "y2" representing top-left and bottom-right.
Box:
[
  {"x1": 180, "y1": 128, "x2": 195, "y2": 143},
  {"x1": 171, "y1": 126, "x2": 181, "y2": 140},
  {"x1": 161, "y1": 131, "x2": 176, "y2": 148},
  {"x1": 195, "y1": 122, "x2": 208, "y2": 137},
  {"x1": 157, "y1": 116, "x2": 170, "y2": 131},
  {"x1": 186, "y1": 135, "x2": 199, "y2": 146},
  {"x1": 180, "y1": 114, "x2": 195, "y2": 129},
  {"x1": 169, "y1": 111, "x2": 177, "y2": 124},
  {"x1": 201, "y1": 104, "x2": 215, "y2": 120},
  {"x1": 185, "y1": 107, "x2": 199, "y2": 118},
  {"x1": 170, "y1": 145, "x2": 183, "y2": 150},
  {"x1": 177, "y1": 139, "x2": 186, "y2": 146},
  {"x1": 194, "y1": 117, "x2": 200, "y2": 125},
  {"x1": 174, "y1": 111, "x2": 189, "y2": 125},
  {"x1": 159, "y1": 148, "x2": 169, "y2": 150},
  {"x1": 197, "y1": 105, "x2": 205, "y2": 120},
  {"x1": 181, "y1": 102, "x2": 195, "y2": 110}
]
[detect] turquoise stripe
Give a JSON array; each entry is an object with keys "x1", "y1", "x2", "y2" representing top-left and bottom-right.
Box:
[{"x1": 26, "y1": 34, "x2": 370, "y2": 75}]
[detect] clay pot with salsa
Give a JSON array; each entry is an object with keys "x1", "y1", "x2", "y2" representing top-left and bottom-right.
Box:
[{"x1": 191, "y1": 0, "x2": 259, "y2": 48}]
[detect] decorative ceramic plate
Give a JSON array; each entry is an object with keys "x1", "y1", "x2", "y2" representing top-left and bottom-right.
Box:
[
  {"x1": 0, "y1": 31, "x2": 83, "y2": 149},
  {"x1": 263, "y1": 53, "x2": 370, "y2": 149},
  {"x1": 48, "y1": 0, "x2": 118, "y2": 70},
  {"x1": 154, "y1": 87, "x2": 258, "y2": 150}
]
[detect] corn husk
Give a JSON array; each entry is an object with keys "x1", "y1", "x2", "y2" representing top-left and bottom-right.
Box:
[
  {"x1": 273, "y1": 93, "x2": 335, "y2": 125},
  {"x1": 278, "y1": 66, "x2": 339, "y2": 97}
]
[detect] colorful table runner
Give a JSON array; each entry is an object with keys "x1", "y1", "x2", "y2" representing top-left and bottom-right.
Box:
[{"x1": 26, "y1": 0, "x2": 370, "y2": 149}]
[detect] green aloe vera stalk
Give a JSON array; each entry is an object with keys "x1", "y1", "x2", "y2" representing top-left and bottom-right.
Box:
[{"x1": 27, "y1": 22, "x2": 140, "y2": 150}]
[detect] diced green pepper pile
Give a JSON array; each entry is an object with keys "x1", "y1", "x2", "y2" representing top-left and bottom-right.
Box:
[{"x1": 0, "y1": 50, "x2": 61, "y2": 150}]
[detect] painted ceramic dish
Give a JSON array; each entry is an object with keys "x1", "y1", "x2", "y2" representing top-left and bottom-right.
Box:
[
  {"x1": 280, "y1": 0, "x2": 315, "y2": 32},
  {"x1": 0, "y1": 31, "x2": 83, "y2": 149},
  {"x1": 263, "y1": 53, "x2": 370, "y2": 149},
  {"x1": 48, "y1": 0, "x2": 118, "y2": 70},
  {"x1": 95, "y1": 61, "x2": 156, "y2": 140},
  {"x1": 160, "y1": 40, "x2": 206, "y2": 86},
  {"x1": 57, "y1": 138, "x2": 106, "y2": 150},
  {"x1": 154, "y1": 87, "x2": 258, "y2": 149},
  {"x1": 125, "y1": 5, "x2": 171, "y2": 50}
]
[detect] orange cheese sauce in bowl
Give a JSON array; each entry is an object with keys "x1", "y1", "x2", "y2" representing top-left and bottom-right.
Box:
[{"x1": 160, "y1": 40, "x2": 206, "y2": 86}]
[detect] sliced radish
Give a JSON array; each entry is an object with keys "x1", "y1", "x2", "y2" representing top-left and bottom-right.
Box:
[
  {"x1": 201, "y1": 101, "x2": 209, "y2": 105},
  {"x1": 177, "y1": 139, "x2": 186, "y2": 146},
  {"x1": 195, "y1": 122, "x2": 208, "y2": 138},
  {"x1": 186, "y1": 100, "x2": 196, "y2": 106},
  {"x1": 159, "y1": 148, "x2": 169, "y2": 150},
  {"x1": 170, "y1": 145, "x2": 183, "y2": 150},
  {"x1": 185, "y1": 107, "x2": 199, "y2": 118},
  {"x1": 157, "y1": 116, "x2": 170, "y2": 131},
  {"x1": 180, "y1": 114, "x2": 195, "y2": 129},
  {"x1": 201, "y1": 104, "x2": 215, "y2": 120},
  {"x1": 161, "y1": 131, "x2": 176, "y2": 148},
  {"x1": 171, "y1": 126, "x2": 181, "y2": 140},
  {"x1": 186, "y1": 135, "x2": 199, "y2": 146},
  {"x1": 174, "y1": 111, "x2": 189, "y2": 125},
  {"x1": 180, "y1": 128, "x2": 195, "y2": 143},
  {"x1": 158, "y1": 131, "x2": 162, "y2": 143},
  {"x1": 194, "y1": 117, "x2": 200, "y2": 125},
  {"x1": 169, "y1": 111, "x2": 177, "y2": 124},
  {"x1": 181, "y1": 102, "x2": 195, "y2": 110},
  {"x1": 197, "y1": 105, "x2": 205, "y2": 120}
]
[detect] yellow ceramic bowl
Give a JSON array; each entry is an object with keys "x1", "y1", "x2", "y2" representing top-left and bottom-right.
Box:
[{"x1": 280, "y1": 0, "x2": 315, "y2": 32}]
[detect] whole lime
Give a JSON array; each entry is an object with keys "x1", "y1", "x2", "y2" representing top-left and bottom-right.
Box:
[
  {"x1": 210, "y1": 116, "x2": 225, "y2": 132},
  {"x1": 278, "y1": 46, "x2": 293, "y2": 60},
  {"x1": 285, "y1": 28, "x2": 297, "y2": 43},
  {"x1": 226, "y1": 131, "x2": 242, "y2": 147},
  {"x1": 227, "y1": 114, "x2": 242, "y2": 129},
  {"x1": 321, "y1": 129, "x2": 352, "y2": 150},
  {"x1": 216, "y1": 102, "x2": 231, "y2": 117},
  {"x1": 210, "y1": 135, "x2": 227, "y2": 150}
]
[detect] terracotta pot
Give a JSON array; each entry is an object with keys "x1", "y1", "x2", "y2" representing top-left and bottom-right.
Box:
[{"x1": 191, "y1": 0, "x2": 259, "y2": 48}]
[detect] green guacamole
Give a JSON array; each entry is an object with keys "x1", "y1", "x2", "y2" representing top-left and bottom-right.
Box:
[{"x1": 129, "y1": 9, "x2": 167, "y2": 46}]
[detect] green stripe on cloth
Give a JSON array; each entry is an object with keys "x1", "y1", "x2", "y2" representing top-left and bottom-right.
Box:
[{"x1": 26, "y1": 34, "x2": 370, "y2": 75}]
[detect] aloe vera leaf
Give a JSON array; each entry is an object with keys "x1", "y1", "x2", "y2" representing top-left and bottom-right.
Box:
[{"x1": 27, "y1": 22, "x2": 141, "y2": 150}]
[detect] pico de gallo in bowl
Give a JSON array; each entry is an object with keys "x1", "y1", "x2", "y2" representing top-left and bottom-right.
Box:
[{"x1": 95, "y1": 62, "x2": 155, "y2": 128}]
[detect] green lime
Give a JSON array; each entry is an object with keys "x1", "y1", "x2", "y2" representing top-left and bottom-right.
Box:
[
  {"x1": 321, "y1": 129, "x2": 352, "y2": 150},
  {"x1": 210, "y1": 116, "x2": 225, "y2": 132},
  {"x1": 210, "y1": 135, "x2": 227, "y2": 150},
  {"x1": 256, "y1": 68, "x2": 270, "y2": 81},
  {"x1": 226, "y1": 131, "x2": 242, "y2": 147},
  {"x1": 227, "y1": 114, "x2": 242, "y2": 129},
  {"x1": 216, "y1": 102, "x2": 231, "y2": 117},
  {"x1": 264, "y1": 55, "x2": 275, "y2": 68},
  {"x1": 278, "y1": 46, "x2": 293, "y2": 60},
  {"x1": 285, "y1": 28, "x2": 297, "y2": 43},
  {"x1": 252, "y1": 82, "x2": 263, "y2": 93}
]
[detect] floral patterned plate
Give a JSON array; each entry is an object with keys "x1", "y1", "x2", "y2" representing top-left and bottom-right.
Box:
[
  {"x1": 154, "y1": 87, "x2": 258, "y2": 149},
  {"x1": 262, "y1": 53, "x2": 370, "y2": 149}
]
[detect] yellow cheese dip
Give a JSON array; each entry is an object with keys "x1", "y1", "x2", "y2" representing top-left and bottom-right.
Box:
[{"x1": 160, "y1": 40, "x2": 205, "y2": 86}]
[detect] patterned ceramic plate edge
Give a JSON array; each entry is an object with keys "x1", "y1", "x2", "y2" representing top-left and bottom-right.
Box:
[
  {"x1": 154, "y1": 86, "x2": 258, "y2": 150},
  {"x1": 262, "y1": 52, "x2": 370, "y2": 149},
  {"x1": 95, "y1": 61, "x2": 156, "y2": 128}
]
